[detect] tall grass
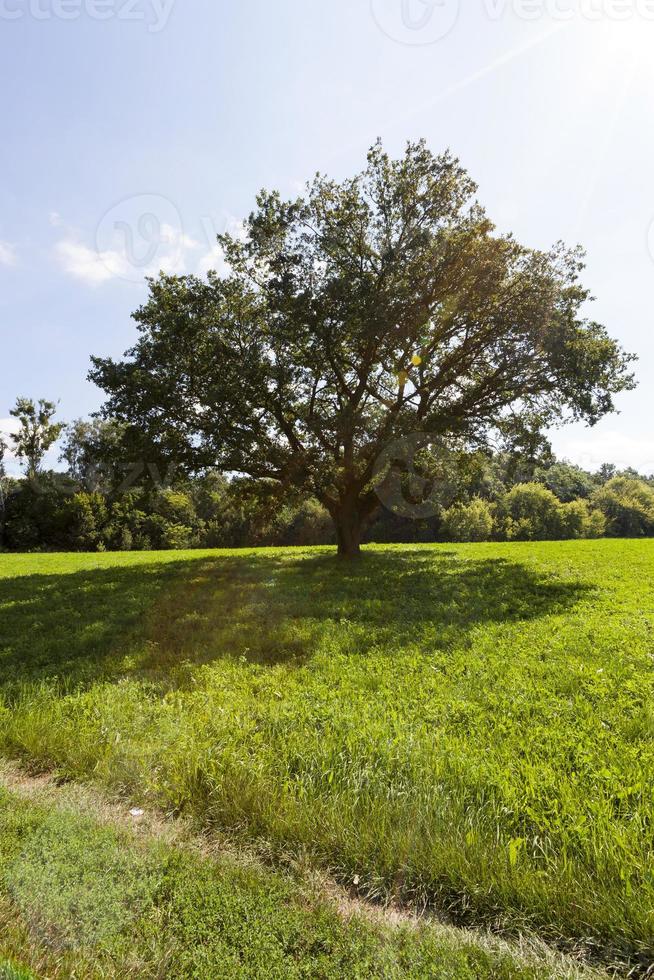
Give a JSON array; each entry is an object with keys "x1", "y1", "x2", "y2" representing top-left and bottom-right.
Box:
[
  {"x1": 0, "y1": 783, "x2": 603, "y2": 979},
  {"x1": 0, "y1": 541, "x2": 652, "y2": 968}
]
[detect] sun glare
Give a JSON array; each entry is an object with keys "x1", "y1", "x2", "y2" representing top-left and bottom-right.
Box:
[{"x1": 582, "y1": 17, "x2": 654, "y2": 66}]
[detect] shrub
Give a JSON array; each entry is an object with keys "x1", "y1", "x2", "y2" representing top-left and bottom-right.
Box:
[
  {"x1": 152, "y1": 489, "x2": 196, "y2": 526},
  {"x1": 592, "y1": 477, "x2": 654, "y2": 537},
  {"x1": 498, "y1": 483, "x2": 565, "y2": 541},
  {"x1": 160, "y1": 523, "x2": 199, "y2": 550},
  {"x1": 585, "y1": 507, "x2": 608, "y2": 539},
  {"x1": 108, "y1": 526, "x2": 133, "y2": 552},
  {"x1": 63, "y1": 491, "x2": 109, "y2": 551},
  {"x1": 441, "y1": 499, "x2": 494, "y2": 542},
  {"x1": 104, "y1": 497, "x2": 148, "y2": 551},
  {"x1": 2, "y1": 474, "x2": 75, "y2": 551},
  {"x1": 365, "y1": 511, "x2": 437, "y2": 544},
  {"x1": 559, "y1": 499, "x2": 606, "y2": 540}
]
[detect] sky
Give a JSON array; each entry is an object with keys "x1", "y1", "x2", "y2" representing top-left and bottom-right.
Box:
[{"x1": 1, "y1": 0, "x2": 654, "y2": 475}]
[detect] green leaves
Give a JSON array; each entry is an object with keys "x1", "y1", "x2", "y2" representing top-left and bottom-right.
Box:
[
  {"x1": 90, "y1": 141, "x2": 635, "y2": 556},
  {"x1": 9, "y1": 397, "x2": 64, "y2": 480}
]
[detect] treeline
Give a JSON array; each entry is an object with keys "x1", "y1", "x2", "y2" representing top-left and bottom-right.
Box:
[
  {"x1": 370, "y1": 459, "x2": 654, "y2": 544},
  {"x1": 1, "y1": 401, "x2": 654, "y2": 552},
  {"x1": 0, "y1": 470, "x2": 336, "y2": 553}
]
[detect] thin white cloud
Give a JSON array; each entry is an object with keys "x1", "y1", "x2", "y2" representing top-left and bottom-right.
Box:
[
  {"x1": 54, "y1": 225, "x2": 201, "y2": 287},
  {"x1": 196, "y1": 244, "x2": 229, "y2": 278},
  {"x1": 53, "y1": 212, "x2": 244, "y2": 286},
  {"x1": 55, "y1": 240, "x2": 119, "y2": 285},
  {"x1": 0, "y1": 241, "x2": 16, "y2": 267},
  {"x1": 555, "y1": 430, "x2": 654, "y2": 476},
  {"x1": 174, "y1": 228, "x2": 201, "y2": 250}
]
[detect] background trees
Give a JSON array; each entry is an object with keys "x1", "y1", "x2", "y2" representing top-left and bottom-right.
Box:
[
  {"x1": 60, "y1": 419, "x2": 126, "y2": 492},
  {"x1": 592, "y1": 477, "x2": 654, "y2": 537},
  {"x1": 9, "y1": 398, "x2": 63, "y2": 480},
  {"x1": 89, "y1": 141, "x2": 635, "y2": 557},
  {"x1": 530, "y1": 461, "x2": 596, "y2": 503},
  {"x1": 1, "y1": 398, "x2": 653, "y2": 552},
  {"x1": 0, "y1": 145, "x2": 643, "y2": 555}
]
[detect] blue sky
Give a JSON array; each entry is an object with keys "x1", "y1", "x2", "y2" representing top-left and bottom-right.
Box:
[{"x1": 1, "y1": 1, "x2": 654, "y2": 474}]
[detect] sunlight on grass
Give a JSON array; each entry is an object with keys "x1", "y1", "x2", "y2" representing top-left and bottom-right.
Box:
[
  {"x1": 0, "y1": 541, "x2": 652, "y2": 968},
  {"x1": 0, "y1": 785, "x2": 597, "y2": 979}
]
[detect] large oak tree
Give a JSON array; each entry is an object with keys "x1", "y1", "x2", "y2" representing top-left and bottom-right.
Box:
[{"x1": 90, "y1": 141, "x2": 635, "y2": 557}]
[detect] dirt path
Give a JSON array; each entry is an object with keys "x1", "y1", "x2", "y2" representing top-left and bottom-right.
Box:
[{"x1": 0, "y1": 760, "x2": 607, "y2": 979}]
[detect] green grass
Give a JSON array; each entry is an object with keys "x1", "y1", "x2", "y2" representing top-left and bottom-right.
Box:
[
  {"x1": 0, "y1": 541, "x2": 652, "y2": 971},
  {"x1": 0, "y1": 782, "x2": 593, "y2": 979}
]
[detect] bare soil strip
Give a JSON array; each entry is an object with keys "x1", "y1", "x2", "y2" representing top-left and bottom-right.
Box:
[{"x1": 0, "y1": 760, "x2": 607, "y2": 979}]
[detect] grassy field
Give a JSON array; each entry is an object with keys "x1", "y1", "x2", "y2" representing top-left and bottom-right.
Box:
[
  {"x1": 0, "y1": 766, "x2": 600, "y2": 979},
  {"x1": 0, "y1": 541, "x2": 652, "y2": 974}
]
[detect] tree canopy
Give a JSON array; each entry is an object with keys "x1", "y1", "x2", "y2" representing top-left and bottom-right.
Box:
[
  {"x1": 9, "y1": 397, "x2": 64, "y2": 480},
  {"x1": 90, "y1": 140, "x2": 635, "y2": 557},
  {"x1": 60, "y1": 418, "x2": 127, "y2": 492}
]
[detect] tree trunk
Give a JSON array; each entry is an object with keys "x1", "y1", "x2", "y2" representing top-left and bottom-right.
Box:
[
  {"x1": 330, "y1": 492, "x2": 379, "y2": 559},
  {"x1": 335, "y1": 510, "x2": 363, "y2": 559}
]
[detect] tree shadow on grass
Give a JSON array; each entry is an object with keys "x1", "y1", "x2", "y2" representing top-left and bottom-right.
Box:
[{"x1": 0, "y1": 548, "x2": 595, "y2": 692}]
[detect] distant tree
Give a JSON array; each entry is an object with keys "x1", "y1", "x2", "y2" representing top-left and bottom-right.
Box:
[
  {"x1": 280, "y1": 498, "x2": 335, "y2": 547},
  {"x1": 595, "y1": 463, "x2": 617, "y2": 484},
  {"x1": 558, "y1": 498, "x2": 606, "y2": 539},
  {"x1": 90, "y1": 141, "x2": 635, "y2": 558},
  {"x1": 467, "y1": 448, "x2": 550, "y2": 503},
  {"x1": 2, "y1": 472, "x2": 75, "y2": 551},
  {"x1": 0, "y1": 436, "x2": 7, "y2": 547},
  {"x1": 60, "y1": 418, "x2": 126, "y2": 491},
  {"x1": 63, "y1": 491, "x2": 109, "y2": 551},
  {"x1": 592, "y1": 477, "x2": 654, "y2": 537},
  {"x1": 152, "y1": 488, "x2": 197, "y2": 526},
  {"x1": 533, "y1": 461, "x2": 596, "y2": 502},
  {"x1": 9, "y1": 397, "x2": 64, "y2": 480},
  {"x1": 498, "y1": 483, "x2": 566, "y2": 541},
  {"x1": 441, "y1": 498, "x2": 494, "y2": 542},
  {"x1": 616, "y1": 466, "x2": 644, "y2": 481}
]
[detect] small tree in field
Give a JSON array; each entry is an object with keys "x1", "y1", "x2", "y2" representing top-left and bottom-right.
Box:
[
  {"x1": 9, "y1": 397, "x2": 64, "y2": 480},
  {"x1": 90, "y1": 141, "x2": 634, "y2": 558}
]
